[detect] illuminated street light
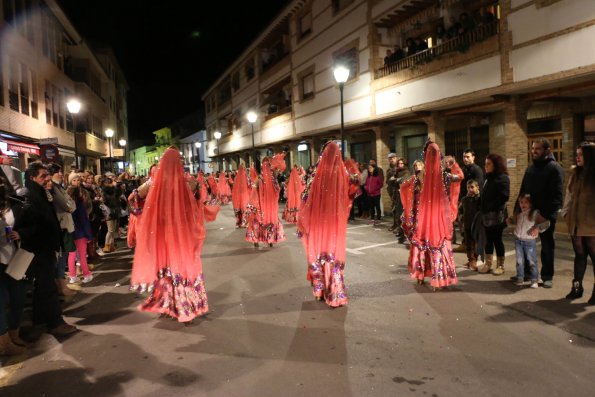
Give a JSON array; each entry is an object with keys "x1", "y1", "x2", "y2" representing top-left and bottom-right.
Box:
[
  {"x1": 67, "y1": 99, "x2": 82, "y2": 169},
  {"x1": 333, "y1": 65, "x2": 350, "y2": 159}
]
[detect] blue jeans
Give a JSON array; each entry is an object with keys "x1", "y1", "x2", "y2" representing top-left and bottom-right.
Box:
[
  {"x1": 55, "y1": 252, "x2": 68, "y2": 279},
  {"x1": 515, "y1": 239, "x2": 539, "y2": 281},
  {"x1": 0, "y1": 265, "x2": 27, "y2": 334}
]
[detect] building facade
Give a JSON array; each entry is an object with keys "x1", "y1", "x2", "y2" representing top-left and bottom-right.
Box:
[
  {"x1": 0, "y1": 0, "x2": 128, "y2": 173},
  {"x1": 201, "y1": 0, "x2": 595, "y2": 216}
]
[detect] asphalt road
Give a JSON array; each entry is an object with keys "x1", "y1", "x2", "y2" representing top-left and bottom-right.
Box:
[{"x1": 1, "y1": 205, "x2": 594, "y2": 397}]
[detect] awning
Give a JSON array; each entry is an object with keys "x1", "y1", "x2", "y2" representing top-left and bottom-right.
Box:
[{"x1": 1, "y1": 139, "x2": 40, "y2": 155}]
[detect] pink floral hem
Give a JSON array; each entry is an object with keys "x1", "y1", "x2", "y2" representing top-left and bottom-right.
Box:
[
  {"x1": 307, "y1": 254, "x2": 348, "y2": 307},
  {"x1": 408, "y1": 240, "x2": 458, "y2": 287},
  {"x1": 282, "y1": 207, "x2": 299, "y2": 224},
  {"x1": 136, "y1": 269, "x2": 209, "y2": 322}
]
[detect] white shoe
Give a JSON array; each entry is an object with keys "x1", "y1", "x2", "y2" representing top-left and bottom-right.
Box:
[
  {"x1": 82, "y1": 274, "x2": 94, "y2": 283},
  {"x1": 96, "y1": 248, "x2": 105, "y2": 256},
  {"x1": 530, "y1": 282, "x2": 539, "y2": 289},
  {"x1": 69, "y1": 276, "x2": 78, "y2": 284}
]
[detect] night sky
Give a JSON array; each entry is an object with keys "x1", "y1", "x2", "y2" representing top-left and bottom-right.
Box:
[{"x1": 57, "y1": 0, "x2": 287, "y2": 144}]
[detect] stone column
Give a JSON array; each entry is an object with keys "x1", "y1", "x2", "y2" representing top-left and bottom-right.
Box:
[
  {"x1": 424, "y1": 112, "x2": 445, "y2": 149},
  {"x1": 373, "y1": 125, "x2": 392, "y2": 215}
]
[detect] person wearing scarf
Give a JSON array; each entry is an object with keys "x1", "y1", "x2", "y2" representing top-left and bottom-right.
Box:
[
  {"x1": 231, "y1": 164, "x2": 251, "y2": 228},
  {"x1": 282, "y1": 165, "x2": 306, "y2": 224}
]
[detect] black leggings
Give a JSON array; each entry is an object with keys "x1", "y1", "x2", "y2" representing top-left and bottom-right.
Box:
[
  {"x1": 485, "y1": 224, "x2": 505, "y2": 257},
  {"x1": 571, "y1": 235, "x2": 595, "y2": 282},
  {"x1": 367, "y1": 195, "x2": 381, "y2": 220}
]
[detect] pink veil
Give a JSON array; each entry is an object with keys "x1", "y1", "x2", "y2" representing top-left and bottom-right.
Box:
[
  {"x1": 131, "y1": 148, "x2": 205, "y2": 287},
  {"x1": 250, "y1": 158, "x2": 280, "y2": 224},
  {"x1": 298, "y1": 142, "x2": 351, "y2": 265},
  {"x1": 414, "y1": 142, "x2": 452, "y2": 247},
  {"x1": 232, "y1": 164, "x2": 250, "y2": 211}
]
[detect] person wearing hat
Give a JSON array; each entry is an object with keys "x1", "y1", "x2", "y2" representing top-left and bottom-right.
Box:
[
  {"x1": 0, "y1": 152, "x2": 26, "y2": 198},
  {"x1": 386, "y1": 153, "x2": 410, "y2": 241}
]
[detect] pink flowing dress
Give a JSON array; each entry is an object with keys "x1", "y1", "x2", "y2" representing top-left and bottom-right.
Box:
[
  {"x1": 297, "y1": 142, "x2": 360, "y2": 307},
  {"x1": 231, "y1": 165, "x2": 251, "y2": 227},
  {"x1": 400, "y1": 142, "x2": 459, "y2": 288},
  {"x1": 131, "y1": 148, "x2": 217, "y2": 322},
  {"x1": 245, "y1": 156, "x2": 286, "y2": 244},
  {"x1": 217, "y1": 173, "x2": 232, "y2": 205},
  {"x1": 282, "y1": 166, "x2": 305, "y2": 224}
]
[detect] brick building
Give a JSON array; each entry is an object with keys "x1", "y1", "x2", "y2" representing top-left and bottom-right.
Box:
[
  {"x1": 202, "y1": 0, "x2": 595, "y2": 214},
  {"x1": 0, "y1": 0, "x2": 128, "y2": 173}
]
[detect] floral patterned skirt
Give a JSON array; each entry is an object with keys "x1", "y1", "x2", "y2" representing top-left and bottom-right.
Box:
[
  {"x1": 307, "y1": 253, "x2": 348, "y2": 307},
  {"x1": 408, "y1": 240, "x2": 458, "y2": 287},
  {"x1": 136, "y1": 268, "x2": 209, "y2": 322},
  {"x1": 233, "y1": 209, "x2": 247, "y2": 228},
  {"x1": 244, "y1": 209, "x2": 286, "y2": 244},
  {"x1": 282, "y1": 207, "x2": 299, "y2": 224}
]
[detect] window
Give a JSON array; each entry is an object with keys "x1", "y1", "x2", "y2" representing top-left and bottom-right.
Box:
[
  {"x1": 298, "y1": 11, "x2": 312, "y2": 39},
  {"x1": 0, "y1": 60, "x2": 4, "y2": 107},
  {"x1": 19, "y1": 64, "x2": 29, "y2": 116},
  {"x1": 298, "y1": 66, "x2": 315, "y2": 101},
  {"x1": 245, "y1": 59, "x2": 255, "y2": 81},
  {"x1": 332, "y1": 0, "x2": 354, "y2": 15},
  {"x1": 30, "y1": 70, "x2": 38, "y2": 118},
  {"x1": 232, "y1": 72, "x2": 240, "y2": 91},
  {"x1": 8, "y1": 60, "x2": 19, "y2": 112},
  {"x1": 45, "y1": 80, "x2": 51, "y2": 124},
  {"x1": 333, "y1": 46, "x2": 358, "y2": 81}
]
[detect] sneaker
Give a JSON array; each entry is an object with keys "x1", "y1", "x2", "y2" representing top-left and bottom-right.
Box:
[
  {"x1": 96, "y1": 248, "x2": 105, "y2": 256},
  {"x1": 543, "y1": 280, "x2": 553, "y2": 288},
  {"x1": 530, "y1": 281, "x2": 539, "y2": 289},
  {"x1": 515, "y1": 279, "x2": 525, "y2": 287},
  {"x1": 82, "y1": 274, "x2": 94, "y2": 283},
  {"x1": 49, "y1": 323, "x2": 78, "y2": 337},
  {"x1": 68, "y1": 276, "x2": 78, "y2": 284}
]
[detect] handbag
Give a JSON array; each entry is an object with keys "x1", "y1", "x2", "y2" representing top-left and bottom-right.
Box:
[
  {"x1": 482, "y1": 207, "x2": 507, "y2": 227},
  {"x1": 6, "y1": 242, "x2": 35, "y2": 280}
]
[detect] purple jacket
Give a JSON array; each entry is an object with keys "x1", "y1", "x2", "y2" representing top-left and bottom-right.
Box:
[{"x1": 365, "y1": 175, "x2": 383, "y2": 197}]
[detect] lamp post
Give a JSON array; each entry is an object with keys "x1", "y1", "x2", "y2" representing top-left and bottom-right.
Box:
[
  {"x1": 119, "y1": 139, "x2": 127, "y2": 173},
  {"x1": 246, "y1": 111, "x2": 258, "y2": 171},
  {"x1": 333, "y1": 65, "x2": 350, "y2": 159},
  {"x1": 66, "y1": 99, "x2": 81, "y2": 169},
  {"x1": 195, "y1": 141, "x2": 202, "y2": 172},
  {"x1": 105, "y1": 128, "x2": 114, "y2": 173},
  {"x1": 213, "y1": 131, "x2": 222, "y2": 171}
]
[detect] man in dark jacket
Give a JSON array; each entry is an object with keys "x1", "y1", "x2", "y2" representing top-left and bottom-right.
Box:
[
  {"x1": 15, "y1": 162, "x2": 77, "y2": 336},
  {"x1": 517, "y1": 138, "x2": 564, "y2": 288},
  {"x1": 455, "y1": 148, "x2": 485, "y2": 252}
]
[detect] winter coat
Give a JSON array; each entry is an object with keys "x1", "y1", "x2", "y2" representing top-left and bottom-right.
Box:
[
  {"x1": 365, "y1": 174, "x2": 384, "y2": 197},
  {"x1": 563, "y1": 167, "x2": 595, "y2": 236},
  {"x1": 518, "y1": 153, "x2": 564, "y2": 220},
  {"x1": 480, "y1": 172, "x2": 510, "y2": 214}
]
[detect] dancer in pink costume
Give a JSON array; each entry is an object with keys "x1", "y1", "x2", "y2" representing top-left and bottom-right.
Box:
[
  {"x1": 245, "y1": 153, "x2": 286, "y2": 247},
  {"x1": 297, "y1": 142, "x2": 360, "y2": 307},
  {"x1": 400, "y1": 141, "x2": 460, "y2": 289},
  {"x1": 131, "y1": 148, "x2": 218, "y2": 322},
  {"x1": 231, "y1": 164, "x2": 251, "y2": 228},
  {"x1": 216, "y1": 171, "x2": 232, "y2": 205},
  {"x1": 282, "y1": 165, "x2": 306, "y2": 224},
  {"x1": 127, "y1": 164, "x2": 156, "y2": 248}
]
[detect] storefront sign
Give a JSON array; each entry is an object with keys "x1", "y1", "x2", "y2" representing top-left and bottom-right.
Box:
[
  {"x1": 40, "y1": 137, "x2": 59, "y2": 145},
  {"x1": 2, "y1": 139, "x2": 39, "y2": 155},
  {"x1": 40, "y1": 145, "x2": 59, "y2": 163}
]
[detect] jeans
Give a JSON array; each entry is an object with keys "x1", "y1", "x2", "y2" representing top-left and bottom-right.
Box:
[
  {"x1": 571, "y1": 235, "x2": 595, "y2": 282},
  {"x1": 539, "y1": 219, "x2": 556, "y2": 281},
  {"x1": 515, "y1": 239, "x2": 539, "y2": 281},
  {"x1": 0, "y1": 265, "x2": 27, "y2": 334},
  {"x1": 368, "y1": 195, "x2": 381, "y2": 220},
  {"x1": 54, "y1": 251, "x2": 68, "y2": 279}
]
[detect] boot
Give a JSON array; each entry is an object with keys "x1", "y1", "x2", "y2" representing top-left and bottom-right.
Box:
[
  {"x1": 8, "y1": 329, "x2": 27, "y2": 347},
  {"x1": 588, "y1": 286, "x2": 595, "y2": 305},
  {"x1": 103, "y1": 244, "x2": 113, "y2": 253},
  {"x1": 56, "y1": 278, "x2": 76, "y2": 297},
  {"x1": 0, "y1": 333, "x2": 26, "y2": 356},
  {"x1": 468, "y1": 259, "x2": 478, "y2": 271},
  {"x1": 565, "y1": 280, "x2": 584, "y2": 300},
  {"x1": 492, "y1": 256, "x2": 505, "y2": 275},
  {"x1": 453, "y1": 243, "x2": 467, "y2": 253},
  {"x1": 478, "y1": 254, "x2": 493, "y2": 274}
]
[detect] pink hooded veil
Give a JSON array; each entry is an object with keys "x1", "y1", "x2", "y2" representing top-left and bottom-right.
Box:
[
  {"x1": 400, "y1": 142, "x2": 457, "y2": 287},
  {"x1": 297, "y1": 142, "x2": 359, "y2": 306},
  {"x1": 231, "y1": 165, "x2": 251, "y2": 227},
  {"x1": 282, "y1": 165, "x2": 305, "y2": 224},
  {"x1": 217, "y1": 172, "x2": 232, "y2": 205},
  {"x1": 245, "y1": 157, "x2": 286, "y2": 243},
  {"x1": 131, "y1": 148, "x2": 209, "y2": 321}
]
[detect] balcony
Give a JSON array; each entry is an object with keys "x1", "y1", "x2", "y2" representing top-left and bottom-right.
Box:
[
  {"x1": 76, "y1": 132, "x2": 107, "y2": 157},
  {"x1": 375, "y1": 20, "x2": 499, "y2": 79}
]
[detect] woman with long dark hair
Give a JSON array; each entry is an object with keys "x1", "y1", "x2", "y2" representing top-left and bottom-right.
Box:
[
  {"x1": 478, "y1": 153, "x2": 510, "y2": 275},
  {"x1": 563, "y1": 142, "x2": 595, "y2": 303}
]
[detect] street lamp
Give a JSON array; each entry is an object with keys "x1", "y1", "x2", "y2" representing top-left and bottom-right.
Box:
[
  {"x1": 246, "y1": 111, "x2": 258, "y2": 172},
  {"x1": 105, "y1": 128, "x2": 114, "y2": 173},
  {"x1": 66, "y1": 99, "x2": 81, "y2": 169},
  {"x1": 119, "y1": 139, "x2": 127, "y2": 173},
  {"x1": 213, "y1": 131, "x2": 222, "y2": 171},
  {"x1": 195, "y1": 141, "x2": 202, "y2": 172},
  {"x1": 333, "y1": 65, "x2": 350, "y2": 159}
]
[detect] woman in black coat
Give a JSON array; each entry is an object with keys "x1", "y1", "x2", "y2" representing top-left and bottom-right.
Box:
[{"x1": 478, "y1": 154, "x2": 510, "y2": 275}]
